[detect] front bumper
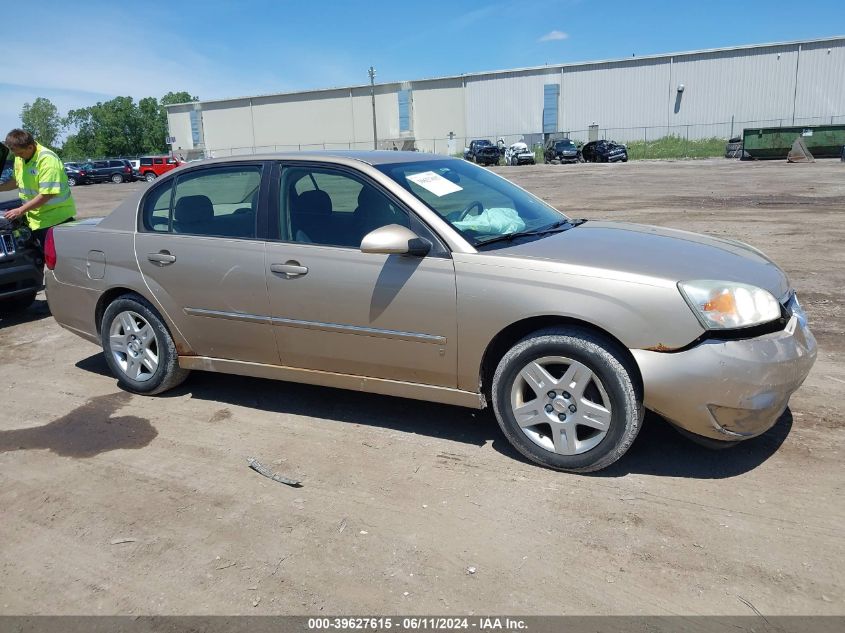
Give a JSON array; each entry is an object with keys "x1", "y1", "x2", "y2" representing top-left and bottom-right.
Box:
[
  {"x1": 632, "y1": 315, "x2": 817, "y2": 441},
  {"x1": 0, "y1": 247, "x2": 43, "y2": 300},
  {"x1": 477, "y1": 154, "x2": 500, "y2": 164}
]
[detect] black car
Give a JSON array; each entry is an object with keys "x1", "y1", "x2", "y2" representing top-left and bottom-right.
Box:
[
  {"x1": 581, "y1": 140, "x2": 628, "y2": 163},
  {"x1": 0, "y1": 145, "x2": 42, "y2": 313},
  {"x1": 80, "y1": 159, "x2": 136, "y2": 183},
  {"x1": 64, "y1": 164, "x2": 94, "y2": 187},
  {"x1": 544, "y1": 138, "x2": 582, "y2": 164},
  {"x1": 464, "y1": 139, "x2": 500, "y2": 166}
]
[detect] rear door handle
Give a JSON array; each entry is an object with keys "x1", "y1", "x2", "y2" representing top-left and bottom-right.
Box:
[
  {"x1": 270, "y1": 262, "x2": 308, "y2": 277},
  {"x1": 148, "y1": 251, "x2": 176, "y2": 265}
]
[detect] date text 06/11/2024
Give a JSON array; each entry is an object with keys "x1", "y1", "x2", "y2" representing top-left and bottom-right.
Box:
[{"x1": 307, "y1": 617, "x2": 528, "y2": 631}]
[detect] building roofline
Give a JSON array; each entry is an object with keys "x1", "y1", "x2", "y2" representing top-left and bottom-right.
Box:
[{"x1": 165, "y1": 35, "x2": 845, "y2": 110}]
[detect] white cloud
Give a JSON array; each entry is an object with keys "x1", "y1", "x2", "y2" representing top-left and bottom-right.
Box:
[{"x1": 539, "y1": 30, "x2": 569, "y2": 42}]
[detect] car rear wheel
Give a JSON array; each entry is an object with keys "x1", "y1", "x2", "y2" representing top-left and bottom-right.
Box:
[
  {"x1": 491, "y1": 327, "x2": 643, "y2": 472},
  {"x1": 67, "y1": 176, "x2": 77, "y2": 187},
  {"x1": 111, "y1": 174, "x2": 124, "y2": 184},
  {"x1": 101, "y1": 294, "x2": 190, "y2": 395},
  {"x1": 144, "y1": 172, "x2": 157, "y2": 182}
]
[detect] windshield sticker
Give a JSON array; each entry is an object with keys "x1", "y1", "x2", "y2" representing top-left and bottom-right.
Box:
[{"x1": 406, "y1": 171, "x2": 463, "y2": 197}]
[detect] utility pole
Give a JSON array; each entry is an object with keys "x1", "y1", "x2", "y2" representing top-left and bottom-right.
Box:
[{"x1": 369, "y1": 66, "x2": 378, "y2": 150}]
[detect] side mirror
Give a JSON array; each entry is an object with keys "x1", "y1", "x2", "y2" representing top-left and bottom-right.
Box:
[{"x1": 360, "y1": 224, "x2": 431, "y2": 257}]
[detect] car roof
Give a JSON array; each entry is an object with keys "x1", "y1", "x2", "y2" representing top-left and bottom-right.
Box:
[{"x1": 195, "y1": 150, "x2": 454, "y2": 167}]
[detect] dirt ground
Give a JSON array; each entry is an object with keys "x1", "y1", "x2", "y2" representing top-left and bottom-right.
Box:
[{"x1": 0, "y1": 159, "x2": 843, "y2": 616}]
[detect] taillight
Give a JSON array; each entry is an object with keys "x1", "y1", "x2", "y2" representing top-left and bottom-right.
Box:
[
  {"x1": 124, "y1": 166, "x2": 131, "y2": 173},
  {"x1": 80, "y1": 170, "x2": 86, "y2": 175},
  {"x1": 45, "y1": 227, "x2": 57, "y2": 270}
]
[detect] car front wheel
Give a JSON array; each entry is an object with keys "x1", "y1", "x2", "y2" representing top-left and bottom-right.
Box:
[
  {"x1": 67, "y1": 176, "x2": 77, "y2": 187},
  {"x1": 491, "y1": 327, "x2": 642, "y2": 472},
  {"x1": 101, "y1": 294, "x2": 190, "y2": 395}
]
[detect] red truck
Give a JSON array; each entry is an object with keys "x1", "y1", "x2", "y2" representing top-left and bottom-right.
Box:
[{"x1": 138, "y1": 156, "x2": 182, "y2": 182}]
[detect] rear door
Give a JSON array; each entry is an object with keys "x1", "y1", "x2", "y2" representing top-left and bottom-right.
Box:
[
  {"x1": 135, "y1": 162, "x2": 278, "y2": 364},
  {"x1": 264, "y1": 162, "x2": 458, "y2": 387},
  {"x1": 92, "y1": 161, "x2": 109, "y2": 182}
]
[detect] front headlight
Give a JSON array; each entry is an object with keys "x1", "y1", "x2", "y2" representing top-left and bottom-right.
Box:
[{"x1": 678, "y1": 280, "x2": 781, "y2": 329}]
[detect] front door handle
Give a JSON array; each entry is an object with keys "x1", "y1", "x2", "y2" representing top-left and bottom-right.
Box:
[
  {"x1": 270, "y1": 262, "x2": 308, "y2": 277},
  {"x1": 148, "y1": 251, "x2": 176, "y2": 265}
]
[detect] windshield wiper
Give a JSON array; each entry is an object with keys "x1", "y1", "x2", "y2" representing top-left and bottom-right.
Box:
[{"x1": 475, "y1": 219, "x2": 587, "y2": 247}]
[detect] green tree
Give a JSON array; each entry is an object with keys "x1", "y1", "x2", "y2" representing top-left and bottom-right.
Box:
[
  {"x1": 138, "y1": 97, "x2": 165, "y2": 154},
  {"x1": 20, "y1": 97, "x2": 63, "y2": 148},
  {"x1": 61, "y1": 90, "x2": 199, "y2": 159},
  {"x1": 161, "y1": 91, "x2": 197, "y2": 107}
]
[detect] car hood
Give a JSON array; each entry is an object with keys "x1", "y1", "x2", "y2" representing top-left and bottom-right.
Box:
[{"x1": 492, "y1": 221, "x2": 790, "y2": 299}]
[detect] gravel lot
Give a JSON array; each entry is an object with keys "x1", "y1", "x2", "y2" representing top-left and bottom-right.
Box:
[{"x1": 1, "y1": 159, "x2": 843, "y2": 615}]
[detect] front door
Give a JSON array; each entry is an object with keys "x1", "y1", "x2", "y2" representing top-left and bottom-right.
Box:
[
  {"x1": 135, "y1": 163, "x2": 277, "y2": 364},
  {"x1": 264, "y1": 163, "x2": 458, "y2": 387}
]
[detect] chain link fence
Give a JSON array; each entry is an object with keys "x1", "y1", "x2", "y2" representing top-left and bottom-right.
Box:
[{"x1": 201, "y1": 114, "x2": 845, "y2": 161}]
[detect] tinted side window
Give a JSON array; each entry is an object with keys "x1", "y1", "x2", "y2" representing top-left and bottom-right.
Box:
[
  {"x1": 140, "y1": 157, "x2": 153, "y2": 166},
  {"x1": 280, "y1": 166, "x2": 409, "y2": 248},
  {"x1": 154, "y1": 158, "x2": 164, "y2": 165},
  {"x1": 141, "y1": 181, "x2": 173, "y2": 232},
  {"x1": 171, "y1": 166, "x2": 262, "y2": 238},
  {"x1": 93, "y1": 161, "x2": 108, "y2": 168}
]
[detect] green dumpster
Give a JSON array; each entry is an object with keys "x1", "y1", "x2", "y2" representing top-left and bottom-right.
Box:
[{"x1": 742, "y1": 124, "x2": 845, "y2": 160}]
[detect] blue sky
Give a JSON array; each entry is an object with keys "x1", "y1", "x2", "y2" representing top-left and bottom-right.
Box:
[{"x1": 3, "y1": 0, "x2": 844, "y2": 138}]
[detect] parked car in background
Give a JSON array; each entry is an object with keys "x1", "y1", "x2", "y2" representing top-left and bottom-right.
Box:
[
  {"x1": 81, "y1": 159, "x2": 136, "y2": 183},
  {"x1": 138, "y1": 155, "x2": 182, "y2": 181},
  {"x1": 581, "y1": 140, "x2": 628, "y2": 163},
  {"x1": 64, "y1": 164, "x2": 93, "y2": 187},
  {"x1": 46, "y1": 151, "x2": 816, "y2": 473},
  {"x1": 544, "y1": 138, "x2": 582, "y2": 164},
  {"x1": 504, "y1": 141, "x2": 536, "y2": 166},
  {"x1": 464, "y1": 140, "x2": 500, "y2": 165}
]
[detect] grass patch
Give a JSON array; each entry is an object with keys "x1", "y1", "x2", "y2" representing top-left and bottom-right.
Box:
[{"x1": 625, "y1": 135, "x2": 726, "y2": 160}]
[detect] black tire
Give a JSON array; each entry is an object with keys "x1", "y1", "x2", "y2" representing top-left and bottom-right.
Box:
[
  {"x1": 491, "y1": 327, "x2": 643, "y2": 473},
  {"x1": 101, "y1": 293, "x2": 190, "y2": 395},
  {"x1": 67, "y1": 176, "x2": 77, "y2": 187},
  {"x1": 144, "y1": 172, "x2": 157, "y2": 182},
  {"x1": 111, "y1": 173, "x2": 124, "y2": 184},
  {"x1": 0, "y1": 291, "x2": 37, "y2": 315}
]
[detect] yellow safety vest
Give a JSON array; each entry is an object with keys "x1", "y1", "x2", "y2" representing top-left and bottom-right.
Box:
[{"x1": 14, "y1": 143, "x2": 76, "y2": 230}]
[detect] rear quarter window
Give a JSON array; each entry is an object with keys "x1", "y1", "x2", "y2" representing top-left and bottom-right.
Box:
[{"x1": 141, "y1": 181, "x2": 174, "y2": 232}]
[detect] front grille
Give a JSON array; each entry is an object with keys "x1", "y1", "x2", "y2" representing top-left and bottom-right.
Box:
[{"x1": 0, "y1": 233, "x2": 15, "y2": 257}]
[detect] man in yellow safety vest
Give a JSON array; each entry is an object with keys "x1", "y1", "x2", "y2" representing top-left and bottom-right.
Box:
[{"x1": 0, "y1": 129, "x2": 76, "y2": 253}]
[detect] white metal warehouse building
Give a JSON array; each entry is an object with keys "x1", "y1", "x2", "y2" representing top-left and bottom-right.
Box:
[{"x1": 165, "y1": 36, "x2": 845, "y2": 159}]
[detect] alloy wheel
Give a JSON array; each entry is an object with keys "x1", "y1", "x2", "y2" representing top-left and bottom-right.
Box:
[
  {"x1": 108, "y1": 310, "x2": 159, "y2": 382},
  {"x1": 509, "y1": 355, "x2": 612, "y2": 455}
]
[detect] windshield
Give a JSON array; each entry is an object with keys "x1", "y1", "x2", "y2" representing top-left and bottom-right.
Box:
[
  {"x1": 555, "y1": 141, "x2": 575, "y2": 150},
  {"x1": 376, "y1": 159, "x2": 568, "y2": 246},
  {"x1": 474, "y1": 140, "x2": 491, "y2": 147}
]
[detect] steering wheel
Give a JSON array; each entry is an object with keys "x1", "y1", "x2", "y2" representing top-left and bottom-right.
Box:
[{"x1": 457, "y1": 200, "x2": 484, "y2": 221}]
